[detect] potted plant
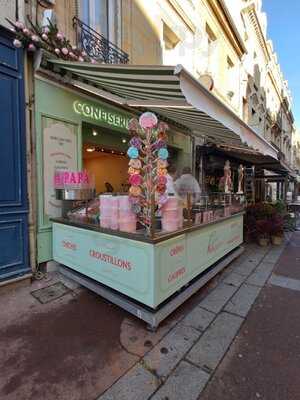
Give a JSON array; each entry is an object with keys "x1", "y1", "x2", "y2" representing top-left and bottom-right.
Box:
[
  {"x1": 270, "y1": 215, "x2": 284, "y2": 245},
  {"x1": 256, "y1": 219, "x2": 271, "y2": 246}
]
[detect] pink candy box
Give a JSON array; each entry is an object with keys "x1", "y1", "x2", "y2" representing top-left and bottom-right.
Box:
[
  {"x1": 162, "y1": 217, "x2": 179, "y2": 232},
  {"x1": 118, "y1": 195, "x2": 131, "y2": 208},
  {"x1": 100, "y1": 208, "x2": 118, "y2": 218},
  {"x1": 119, "y1": 209, "x2": 135, "y2": 219},
  {"x1": 99, "y1": 195, "x2": 112, "y2": 207},
  {"x1": 163, "y1": 197, "x2": 179, "y2": 210},
  {"x1": 162, "y1": 208, "x2": 179, "y2": 219},
  {"x1": 178, "y1": 215, "x2": 183, "y2": 228},
  {"x1": 110, "y1": 220, "x2": 119, "y2": 230},
  {"x1": 202, "y1": 211, "x2": 208, "y2": 223},
  {"x1": 100, "y1": 217, "x2": 111, "y2": 228},
  {"x1": 119, "y1": 217, "x2": 136, "y2": 233}
]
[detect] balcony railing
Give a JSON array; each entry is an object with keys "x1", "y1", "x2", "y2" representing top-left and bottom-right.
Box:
[{"x1": 73, "y1": 17, "x2": 129, "y2": 64}]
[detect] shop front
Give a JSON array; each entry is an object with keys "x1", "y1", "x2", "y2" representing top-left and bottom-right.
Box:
[
  {"x1": 34, "y1": 60, "x2": 280, "y2": 328},
  {"x1": 50, "y1": 112, "x2": 245, "y2": 329},
  {"x1": 35, "y1": 75, "x2": 192, "y2": 264}
]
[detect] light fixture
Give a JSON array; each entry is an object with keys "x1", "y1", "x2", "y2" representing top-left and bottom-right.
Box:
[
  {"x1": 92, "y1": 129, "x2": 98, "y2": 136},
  {"x1": 86, "y1": 147, "x2": 95, "y2": 152},
  {"x1": 122, "y1": 138, "x2": 127, "y2": 143},
  {"x1": 111, "y1": 150, "x2": 115, "y2": 154},
  {"x1": 101, "y1": 148, "x2": 104, "y2": 152}
]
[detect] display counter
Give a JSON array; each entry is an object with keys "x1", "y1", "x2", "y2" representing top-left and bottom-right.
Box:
[{"x1": 52, "y1": 211, "x2": 244, "y2": 311}]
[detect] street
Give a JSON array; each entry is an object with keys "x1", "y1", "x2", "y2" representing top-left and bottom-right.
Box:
[{"x1": 1, "y1": 233, "x2": 299, "y2": 400}]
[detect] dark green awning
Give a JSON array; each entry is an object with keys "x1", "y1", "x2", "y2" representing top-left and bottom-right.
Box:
[{"x1": 45, "y1": 59, "x2": 279, "y2": 160}]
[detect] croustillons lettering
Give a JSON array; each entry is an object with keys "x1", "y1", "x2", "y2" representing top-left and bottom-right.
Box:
[{"x1": 89, "y1": 249, "x2": 132, "y2": 271}]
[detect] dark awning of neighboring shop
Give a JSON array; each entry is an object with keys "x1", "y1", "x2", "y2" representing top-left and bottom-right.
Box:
[
  {"x1": 45, "y1": 59, "x2": 278, "y2": 160},
  {"x1": 202, "y1": 143, "x2": 291, "y2": 175}
]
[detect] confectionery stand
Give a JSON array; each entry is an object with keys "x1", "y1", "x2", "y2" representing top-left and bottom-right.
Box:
[{"x1": 52, "y1": 113, "x2": 245, "y2": 329}]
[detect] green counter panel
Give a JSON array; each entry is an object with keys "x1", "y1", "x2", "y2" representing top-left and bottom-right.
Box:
[{"x1": 52, "y1": 213, "x2": 243, "y2": 308}]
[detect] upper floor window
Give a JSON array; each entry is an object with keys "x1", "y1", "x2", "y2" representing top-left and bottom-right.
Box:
[
  {"x1": 206, "y1": 23, "x2": 217, "y2": 44},
  {"x1": 227, "y1": 56, "x2": 234, "y2": 69},
  {"x1": 205, "y1": 24, "x2": 218, "y2": 80},
  {"x1": 163, "y1": 22, "x2": 180, "y2": 50},
  {"x1": 80, "y1": 0, "x2": 109, "y2": 38}
]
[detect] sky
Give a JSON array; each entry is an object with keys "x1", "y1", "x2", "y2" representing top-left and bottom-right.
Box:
[{"x1": 262, "y1": 0, "x2": 300, "y2": 129}]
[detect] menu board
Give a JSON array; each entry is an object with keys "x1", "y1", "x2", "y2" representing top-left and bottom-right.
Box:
[{"x1": 42, "y1": 117, "x2": 78, "y2": 220}]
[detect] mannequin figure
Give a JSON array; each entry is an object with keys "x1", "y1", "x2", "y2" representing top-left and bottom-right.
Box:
[
  {"x1": 224, "y1": 160, "x2": 232, "y2": 193},
  {"x1": 237, "y1": 164, "x2": 244, "y2": 194}
]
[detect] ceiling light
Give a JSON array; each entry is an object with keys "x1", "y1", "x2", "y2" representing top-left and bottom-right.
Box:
[
  {"x1": 92, "y1": 130, "x2": 98, "y2": 136},
  {"x1": 111, "y1": 150, "x2": 115, "y2": 153},
  {"x1": 86, "y1": 147, "x2": 95, "y2": 152},
  {"x1": 122, "y1": 138, "x2": 127, "y2": 143},
  {"x1": 101, "y1": 148, "x2": 104, "y2": 152}
]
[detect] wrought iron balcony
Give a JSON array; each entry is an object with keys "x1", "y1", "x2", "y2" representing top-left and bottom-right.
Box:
[{"x1": 73, "y1": 17, "x2": 129, "y2": 64}]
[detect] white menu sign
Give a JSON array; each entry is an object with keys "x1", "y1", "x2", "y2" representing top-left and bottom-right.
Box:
[{"x1": 43, "y1": 119, "x2": 77, "y2": 219}]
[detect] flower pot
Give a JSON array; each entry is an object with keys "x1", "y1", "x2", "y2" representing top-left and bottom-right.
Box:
[
  {"x1": 271, "y1": 235, "x2": 283, "y2": 245},
  {"x1": 258, "y1": 237, "x2": 269, "y2": 247}
]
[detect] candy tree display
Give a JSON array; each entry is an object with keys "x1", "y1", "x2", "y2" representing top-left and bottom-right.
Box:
[{"x1": 127, "y1": 112, "x2": 169, "y2": 235}]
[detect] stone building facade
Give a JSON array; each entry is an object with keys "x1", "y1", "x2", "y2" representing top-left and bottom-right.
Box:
[{"x1": 0, "y1": 0, "x2": 297, "y2": 165}]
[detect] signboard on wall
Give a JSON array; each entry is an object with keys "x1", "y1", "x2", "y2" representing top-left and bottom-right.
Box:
[
  {"x1": 42, "y1": 117, "x2": 78, "y2": 219},
  {"x1": 73, "y1": 100, "x2": 130, "y2": 130}
]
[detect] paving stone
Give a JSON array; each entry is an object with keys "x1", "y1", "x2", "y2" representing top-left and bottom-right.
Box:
[
  {"x1": 181, "y1": 307, "x2": 215, "y2": 331},
  {"x1": 269, "y1": 274, "x2": 300, "y2": 292},
  {"x1": 263, "y1": 249, "x2": 284, "y2": 263},
  {"x1": 97, "y1": 363, "x2": 159, "y2": 400},
  {"x1": 199, "y1": 283, "x2": 238, "y2": 313},
  {"x1": 246, "y1": 261, "x2": 275, "y2": 287},
  {"x1": 232, "y1": 259, "x2": 259, "y2": 277},
  {"x1": 150, "y1": 360, "x2": 210, "y2": 400},
  {"x1": 223, "y1": 271, "x2": 246, "y2": 287},
  {"x1": 143, "y1": 323, "x2": 200, "y2": 379},
  {"x1": 224, "y1": 284, "x2": 261, "y2": 317},
  {"x1": 186, "y1": 312, "x2": 243, "y2": 371}
]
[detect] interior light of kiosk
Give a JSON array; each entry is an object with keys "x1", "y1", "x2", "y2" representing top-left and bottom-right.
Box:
[
  {"x1": 111, "y1": 150, "x2": 115, "y2": 153},
  {"x1": 92, "y1": 130, "x2": 98, "y2": 136},
  {"x1": 86, "y1": 147, "x2": 95, "y2": 152},
  {"x1": 122, "y1": 138, "x2": 127, "y2": 143},
  {"x1": 101, "y1": 148, "x2": 104, "y2": 152}
]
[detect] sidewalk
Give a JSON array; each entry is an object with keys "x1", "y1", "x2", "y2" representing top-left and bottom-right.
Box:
[{"x1": 0, "y1": 234, "x2": 298, "y2": 400}]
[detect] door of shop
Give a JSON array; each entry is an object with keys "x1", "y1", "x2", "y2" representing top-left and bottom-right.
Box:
[{"x1": 0, "y1": 26, "x2": 30, "y2": 280}]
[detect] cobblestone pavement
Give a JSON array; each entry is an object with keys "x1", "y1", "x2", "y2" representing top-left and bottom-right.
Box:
[{"x1": 0, "y1": 233, "x2": 297, "y2": 400}]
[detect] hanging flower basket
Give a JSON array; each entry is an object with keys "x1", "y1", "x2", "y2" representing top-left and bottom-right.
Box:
[{"x1": 7, "y1": 17, "x2": 98, "y2": 64}]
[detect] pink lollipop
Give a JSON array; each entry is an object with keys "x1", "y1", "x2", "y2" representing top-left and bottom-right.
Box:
[
  {"x1": 129, "y1": 174, "x2": 142, "y2": 186},
  {"x1": 139, "y1": 112, "x2": 158, "y2": 129}
]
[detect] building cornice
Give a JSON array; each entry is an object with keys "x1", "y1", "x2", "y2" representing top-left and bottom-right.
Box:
[
  {"x1": 242, "y1": 4, "x2": 294, "y2": 127},
  {"x1": 242, "y1": 3, "x2": 270, "y2": 62},
  {"x1": 167, "y1": 0, "x2": 196, "y2": 33},
  {"x1": 207, "y1": 0, "x2": 247, "y2": 59}
]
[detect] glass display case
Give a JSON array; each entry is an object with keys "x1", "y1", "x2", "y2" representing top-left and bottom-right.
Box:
[
  {"x1": 191, "y1": 193, "x2": 246, "y2": 226},
  {"x1": 64, "y1": 192, "x2": 246, "y2": 237}
]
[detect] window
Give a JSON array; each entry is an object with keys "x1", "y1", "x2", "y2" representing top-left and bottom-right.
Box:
[
  {"x1": 227, "y1": 56, "x2": 234, "y2": 69},
  {"x1": 81, "y1": 0, "x2": 109, "y2": 38},
  {"x1": 206, "y1": 24, "x2": 217, "y2": 43},
  {"x1": 226, "y1": 56, "x2": 235, "y2": 100},
  {"x1": 205, "y1": 24, "x2": 218, "y2": 80},
  {"x1": 163, "y1": 22, "x2": 180, "y2": 50},
  {"x1": 243, "y1": 98, "x2": 249, "y2": 123}
]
